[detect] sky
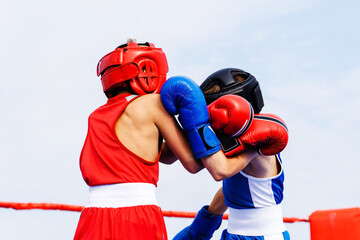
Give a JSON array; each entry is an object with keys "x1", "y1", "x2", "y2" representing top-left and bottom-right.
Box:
[{"x1": 1, "y1": 0, "x2": 360, "y2": 239}]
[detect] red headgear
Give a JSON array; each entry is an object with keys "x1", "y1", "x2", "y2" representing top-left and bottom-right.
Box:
[{"x1": 97, "y1": 41, "x2": 169, "y2": 95}]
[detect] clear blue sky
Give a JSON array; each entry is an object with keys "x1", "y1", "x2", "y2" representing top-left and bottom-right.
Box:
[{"x1": 1, "y1": 0, "x2": 359, "y2": 239}]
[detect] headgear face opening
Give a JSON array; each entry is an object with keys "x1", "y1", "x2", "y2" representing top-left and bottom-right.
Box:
[
  {"x1": 200, "y1": 68, "x2": 264, "y2": 113},
  {"x1": 97, "y1": 41, "x2": 169, "y2": 95}
]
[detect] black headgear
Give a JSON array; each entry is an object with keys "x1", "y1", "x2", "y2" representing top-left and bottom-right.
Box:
[{"x1": 200, "y1": 68, "x2": 264, "y2": 113}]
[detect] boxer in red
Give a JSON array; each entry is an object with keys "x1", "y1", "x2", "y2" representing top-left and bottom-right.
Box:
[
  {"x1": 73, "y1": 40, "x2": 205, "y2": 240},
  {"x1": 74, "y1": 41, "x2": 257, "y2": 240}
]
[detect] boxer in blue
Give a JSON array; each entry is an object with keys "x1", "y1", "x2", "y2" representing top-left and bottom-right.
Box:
[{"x1": 163, "y1": 68, "x2": 290, "y2": 240}]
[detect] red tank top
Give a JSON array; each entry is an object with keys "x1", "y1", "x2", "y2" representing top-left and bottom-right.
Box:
[{"x1": 80, "y1": 93, "x2": 160, "y2": 187}]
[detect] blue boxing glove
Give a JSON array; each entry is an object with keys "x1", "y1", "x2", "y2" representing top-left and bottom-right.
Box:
[
  {"x1": 173, "y1": 205, "x2": 223, "y2": 240},
  {"x1": 160, "y1": 76, "x2": 221, "y2": 159}
]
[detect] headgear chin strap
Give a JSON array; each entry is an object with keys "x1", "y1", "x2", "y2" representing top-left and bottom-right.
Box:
[
  {"x1": 97, "y1": 41, "x2": 169, "y2": 96},
  {"x1": 200, "y1": 68, "x2": 264, "y2": 114}
]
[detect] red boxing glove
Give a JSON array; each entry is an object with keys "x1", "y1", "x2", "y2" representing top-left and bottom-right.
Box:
[
  {"x1": 225, "y1": 113, "x2": 289, "y2": 156},
  {"x1": 208, "y1": 95, "x2": 254, "y2": 137}
]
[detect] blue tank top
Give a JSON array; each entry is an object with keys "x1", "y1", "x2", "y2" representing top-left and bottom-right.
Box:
[{"x1": 223, "y1": 154, "x2": 284, "y2": 209}]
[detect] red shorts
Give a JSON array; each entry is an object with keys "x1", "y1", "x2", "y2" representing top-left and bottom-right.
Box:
[{"x1": 74, "y1": 205, "x2": 168, "y2": 240}]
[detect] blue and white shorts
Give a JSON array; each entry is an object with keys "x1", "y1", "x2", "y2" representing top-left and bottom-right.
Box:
[{"x1": 221, "y1": 229, "x2": 290, "y2": 240}]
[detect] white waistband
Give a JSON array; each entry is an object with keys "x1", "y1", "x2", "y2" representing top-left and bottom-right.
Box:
[
  {"x1": 227, "y1": 204, "x2": 286, "y2": 236},
  {"x1": 85, "y1": 183, "x2": 157, "y2": 208}
]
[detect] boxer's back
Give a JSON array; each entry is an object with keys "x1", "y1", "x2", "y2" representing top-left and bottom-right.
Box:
[{"x1": 115, "y1": 93, "x2": 163, "y2": 163}]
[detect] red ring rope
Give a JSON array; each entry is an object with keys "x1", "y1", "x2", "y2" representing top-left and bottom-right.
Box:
[{"x1": 0, "y1": 201, "x2": 309, "y2": 223}]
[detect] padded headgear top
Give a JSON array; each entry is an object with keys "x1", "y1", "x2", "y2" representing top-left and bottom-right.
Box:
[
  {"x1": 97, "y1": 41, "x2": 169, "y2": 95},
  {"x1": 200, "y1": 68, "x2": 264, "y2": 113}
]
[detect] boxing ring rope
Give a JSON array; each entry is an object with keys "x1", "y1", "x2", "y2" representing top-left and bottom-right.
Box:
[
  {"x1": 2, "y1": 201, "x2": 359, "y2": 239},
  {"x1": 0, "y1": 201, "x2": 84, "y2": 212},
  {"x1": 0, "y1": 201, "x2": 308, "y2": 223},
  {"x1": 162, "y1": 210, "x2": 308, "y2": 223}
]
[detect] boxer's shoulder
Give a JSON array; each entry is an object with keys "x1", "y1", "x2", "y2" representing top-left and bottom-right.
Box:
[{"x1": 125, "y1": 94, "x2": 161, "y2": 113}]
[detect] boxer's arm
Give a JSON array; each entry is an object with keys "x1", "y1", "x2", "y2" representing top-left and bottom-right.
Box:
[
  {"x1": 154, "y1": 95, "x2": 204, "y2": 173},
  {"x1": 201, "y1": 148, "x2": 257, "y2": 181},
  {"x1": 159, "y1": 142, "x2": 177, "y2": 164},
  {"x1": 208, "y1": 187, "x2": 227, "y2": 215}
]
